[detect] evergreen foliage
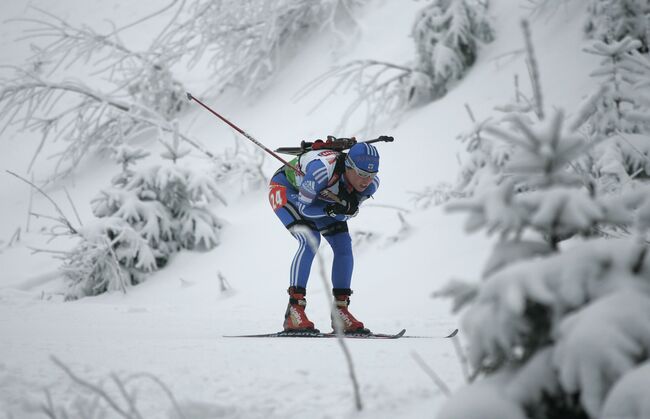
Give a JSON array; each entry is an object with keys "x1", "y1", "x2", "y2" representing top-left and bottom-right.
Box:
[
  {"x1": 63, "y1": 138, "x2": 225, "y2": 300},
  {"x1": 585, "y1": 0, "x2": 650, "y2": 52},
  {"x1": 584, "y1": 37, "x2": 650, "y2": 135},
  {"x1": 438, "y1": 17, "x2": 650, "y2": 419},
  {"x1": 411, "y1": 0, "x2": 494, "y2": 102}
]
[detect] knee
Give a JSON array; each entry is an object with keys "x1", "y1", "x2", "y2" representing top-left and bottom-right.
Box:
[
  {"x1": 292, "y1": 228, "x2": 321, "y2": 250},
  {"x1": 328, "y1": 233, "x2": 352, "y2": 255}
]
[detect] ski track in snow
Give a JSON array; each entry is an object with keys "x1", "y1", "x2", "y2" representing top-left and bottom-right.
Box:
[{"x1": 0, "y1": 0, "x2": 597, "y2": 417}]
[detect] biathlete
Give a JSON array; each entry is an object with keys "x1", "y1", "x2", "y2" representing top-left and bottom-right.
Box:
[{"x1": 268, "y1": 142, "x2": 380, "y2": 334}]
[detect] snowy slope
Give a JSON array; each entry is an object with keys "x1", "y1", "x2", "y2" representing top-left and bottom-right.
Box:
[{"x1": 0, "y1": 1, "x2": 598, "y2": 418}]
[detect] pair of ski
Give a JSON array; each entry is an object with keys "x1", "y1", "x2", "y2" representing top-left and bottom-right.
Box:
[{"x1": 224, "y1": 328, "x2": 458, "y2": 340}]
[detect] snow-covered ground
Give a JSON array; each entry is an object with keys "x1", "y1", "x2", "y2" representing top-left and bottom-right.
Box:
[{"x1": 0, "y1": 1, "x2": 597, "y2": 417}]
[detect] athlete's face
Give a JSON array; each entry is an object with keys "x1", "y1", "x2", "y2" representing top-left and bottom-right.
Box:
[{"x1": 344, "y1": 167, "x2": 376, "y2": 192}]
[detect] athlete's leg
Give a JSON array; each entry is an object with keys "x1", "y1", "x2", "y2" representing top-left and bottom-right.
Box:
[{"x1": 320, "y1": 222, "x2": 353, "y2": 289}]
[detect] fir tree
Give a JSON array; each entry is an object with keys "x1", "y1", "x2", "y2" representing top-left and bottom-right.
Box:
[
  {"x1": 411, "y1": 0, "x2": 494, "y2": 102},
  {"x1": 438, "y1": 108, "x2": 650, "y2": 419},
  {"x1": 63, "y1": 133, "x2": 225, "y2": 299},
  {"x1": 584, "y1": 36, "x2": 650, "y2": 135},
  {"x1": 437, "y1": 19, "x2": 650, "y2": 417},
  {"x1": 585, "y1": 0, "x2": 650, "y2": 52}
]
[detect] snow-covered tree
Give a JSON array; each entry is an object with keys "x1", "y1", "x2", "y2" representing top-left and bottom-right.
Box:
[
  {"x1": 62, "y1": 216, "x2": 157, "y2": 300},
  {"x1": 94, "y1": 134, "x2": 226, "y2": 252},
  {"x1": 583, "y1": 36, "x2": 650, "y2": 135},
  {"x1": 411, "y1": 0, "x2": 494, "y2": 102},
  {"x1": 300, "y1": 0, "x2": 493, "y2": 134},
  {"x1": 63, "y1": 135, "x2": 225, "y2": 300},
  {"x1": 453, "y1": 80, "x2": 535, "y2": 196},
  {"x1": 585, "y1": 0, "x2": 650, "y2": 52},
  {"x1": 438, "y1": 105, "x2": 650, "y2": 419},
  {"x1": 574, "y1": 35, "x2": 650, "y2": 194},
  {"x1": 435, "y1": 16, "x2": 650, "y2": 414}
]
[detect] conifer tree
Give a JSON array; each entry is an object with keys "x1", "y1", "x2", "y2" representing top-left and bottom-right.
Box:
[
  {"x1": 438, "y1": 107, "x2": 650, "y2": 419},
  {"x1": 585, "y1": 0, "x2": 650, "y2": 52},
  {"x1": 437, "y1": 16, "x2": 650, "y2": 417},
  {"x1": 63, "y1": 132, "x2": 225, "y2": 299},
  {"x1": 411, "y1": 0, "x2": 494, "y2": 102},
  {"x1": 584, "y1": 36, "x2": 650, "y2": 135}
]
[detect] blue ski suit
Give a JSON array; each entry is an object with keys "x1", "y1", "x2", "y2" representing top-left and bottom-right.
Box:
[{"x1": 269, "y1": 149, "x2": 379, "y2": 289}]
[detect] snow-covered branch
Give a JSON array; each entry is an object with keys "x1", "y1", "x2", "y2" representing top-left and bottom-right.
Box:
[
  {"x1": 438, "y1": 21, "x2": 650, "y2": 416},
  {"x1": 297, "y1": 59, "x2": 425, "y2": 134},
  {"x1": 0, "y1": 68, "x2": 186, "y2": 180},
  {"x1": 158, "y1": 0, "x2": 365, "y2": 95},
  {"x1": 298, "y1": 0, "x2": 494, "y2": 134}
]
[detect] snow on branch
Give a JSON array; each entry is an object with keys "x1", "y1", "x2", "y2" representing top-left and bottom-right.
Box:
[
  {"x1": 11, "y1": 7, "x2": 156, "y2": 77},
  {"x1": 297, "y1": 59, "x2": 425, "y2": 134},
  {"x1": 582, "y1": 36, "x2": 650, "y2": 136},
  {"x1": 585, "y1": 0, "x2": 650, "y2": 52},
  {"x1": 437, "y1": 8, "x2": 650, "y2": 419},
  {"x1": 0, "y1": 4, "x2": 191, "y2": 180},
  {"x1": 158, "y1": 0, "x2": 365, "y2": 95},
  {"x1": 553, "y1": 288, "x2": 650, "y2": 417},
  {"x1": 0, "y1": 68, "x2": 186, "y2": 180},
  {"x1": 64, "y1": 142, "x2": 225, "y2": 300},
  {"x1": 2, "y1": 2, "x2": 367, "y2": 179},
  {"x1": 298, "y1": 0, "x2": 493, "y2": 134}
]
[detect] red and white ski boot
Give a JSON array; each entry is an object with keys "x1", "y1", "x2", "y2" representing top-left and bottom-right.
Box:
[
  {"x1": 331, "y1": 288, "x2": 370, "y2": 334},
  {"x1": 283, "y1": 286, "x2": 319, "y2": 332}
]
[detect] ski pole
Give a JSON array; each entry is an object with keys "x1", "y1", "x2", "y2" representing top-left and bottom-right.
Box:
[
  {"x1": 186, "y1": 92, "x2": 342, "y2": 203},
  {"x1": 186, "y1": 92, "x2": 303, "y2": 174}
]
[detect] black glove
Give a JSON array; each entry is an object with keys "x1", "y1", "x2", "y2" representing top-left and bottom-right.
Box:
[
  {"x1": 337, "y1": 188, "x2": 359, "y2": 212},
  {"x1": 325, "y1": 191, "x2": 359, "y2": 217},
  {"x1": 326, "y1": 202, "x2": 358, "y2": 217}
]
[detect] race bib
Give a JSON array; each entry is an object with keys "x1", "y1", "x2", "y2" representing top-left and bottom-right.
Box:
[{"x1": 268, "y1": 183, "x2": 288, "y2": 210}]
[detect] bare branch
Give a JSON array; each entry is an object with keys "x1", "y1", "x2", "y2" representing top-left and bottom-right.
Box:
[
  {"x1": 125, "y1": 372, "x2": 188, "y2": 419},
  {"x1": 297, "y1": 60, "x2": 422, "y2": 134},
  {"x1": 411, "y1": 351, "x2": 451, "y2": 396},
  {"x1": 521, "y1": 19, "x2": 544, "y2": 120},
  {"x1": 50, "y1": 356, "x2": 133, "y2": 419},
  {"x1": 63, "y1": 187, "x2": 83, "y2": 227},
  {"x1": 6, "y1": 170, "x2": 77, "y2": 234}
]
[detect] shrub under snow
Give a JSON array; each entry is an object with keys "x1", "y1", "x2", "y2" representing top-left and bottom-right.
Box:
[{"x1": 63, "y1": 138, "x2": 225, "y2": 300}]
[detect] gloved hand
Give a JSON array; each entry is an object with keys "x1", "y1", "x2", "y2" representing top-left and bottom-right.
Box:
[
  {"x1": 325, "y1": 198, "x2": 359, "y2": 218},
  {"x1": 325, "y1": 203, "x2": 359, "y2": 218}
]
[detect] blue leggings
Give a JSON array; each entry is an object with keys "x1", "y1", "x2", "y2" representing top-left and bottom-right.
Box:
[
  {"x1": 270, "y1": 171, "x2": 354, "y2": 289},
  {"x1": 289, "y1": 228, "x2": 353, "y2": 289}
]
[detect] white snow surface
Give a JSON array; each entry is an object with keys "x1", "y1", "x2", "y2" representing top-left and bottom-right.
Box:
[{"x1": 0, "y1": 0, "x2": 599, "y2": 418}]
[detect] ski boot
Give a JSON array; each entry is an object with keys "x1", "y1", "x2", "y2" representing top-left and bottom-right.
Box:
[
  {"x1": 331, "y1": 288, "x2": 371, "y2": 334},
  {"x1": 283, "y1": 286, "x2": 319, "y2": 332}
]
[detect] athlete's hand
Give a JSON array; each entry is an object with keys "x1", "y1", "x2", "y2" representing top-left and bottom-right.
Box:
[{"x1": 325, "y1": 201, "x2": 359, "y2": 218}]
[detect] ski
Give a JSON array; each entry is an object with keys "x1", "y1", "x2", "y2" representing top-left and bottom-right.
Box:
[
  {"x1": 223, "y1": 329, "x2": 458, "y2": 339},
  {"x1": 399, "y1": 328, "x2": 459, "y2": 339},
  {"x1": 223, "y1": 329, "x2": 407, "y2": 339},
  {"x1": 223, "y1": 328, "x2": 458, "y2": 339}
]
